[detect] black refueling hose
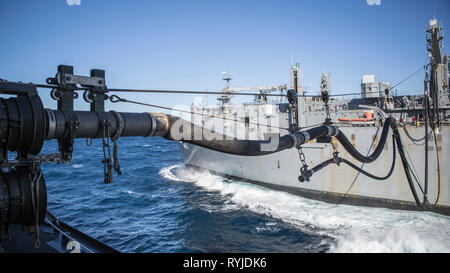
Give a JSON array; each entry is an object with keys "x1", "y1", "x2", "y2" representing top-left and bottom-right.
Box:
[
  {"x1": 335, "y1": 117, "x2": 392, "y2": 163},
  {"x1": 403, "y1": 125, "x2": 432, "y2": 145},
  {"x1": 164, "y1": 116, "x2": 339, "y2": 156},
  {"x1": 183, "y1": 135, "x2": 297, "y2": 156},
  {"x1": 339, "y1": 135, "x2": 396, "y2": 181},
  {"x1": 299, "y1": 133, "x2": 396, "y2": 182},
  {"x1": 391, "y1": 120, "x2": 423, "y2": 208},
  {"x1": 299, "y1": 135, "x2": 397, "y2": 182},
  {"x1": 298, "y1": 118, "x2": 423, "y2": 209},
  {"x1": 166, "y1": 114, "x2": 423, "y2": 209}
]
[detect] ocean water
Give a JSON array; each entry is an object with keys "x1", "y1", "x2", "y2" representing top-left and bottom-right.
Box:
[{"x1": 41, "y1": 137, "x2": 450, "y2": 253}]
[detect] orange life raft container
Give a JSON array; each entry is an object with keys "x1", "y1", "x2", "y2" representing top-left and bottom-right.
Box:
[{"x1": 338, "y1": 110, "x2": 374, "y2": 122}]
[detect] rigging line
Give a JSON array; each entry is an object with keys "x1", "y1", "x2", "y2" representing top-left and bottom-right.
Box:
[
  {"x1": 36, "y1": 83, "x2": 419, "y2": 99},
  {"x1": 432, "y1": 128, "x2": 441, "y2": 207},
  {"x1": 328, "y1": 91, "x2": 379, "y2": 97},
  {"x1": 402, "y1": 125, "x2": 432, "y2": 145},
  {"x1": 108, "y1": 88, "x2": 383, "y2": 98},
  {"x1": 403, "y1": 139, "x2": 425, "y2": 194},
  {"x1": 109, "y1": 95, "x2": 290, "y2": 130},
  {"x1": 398, "y1": 103, "x2": 428, "y2": 196},
  {"x1": 36, "y1": 83, "x2": 379, "y2": 98},
  {"x1": 299, "y1": 122, "x2": 330, "y2": 130},
  {"x1": 332, "y1": 125, "x2": 381, "y2": 208},
  {"x1": 120, "y1": 89, "x2": 388, "y2": 98},
  {"x1": 400, "y1": 105, "x2": 432, "y2": 145},
  {"x1": 35, "y1": 84, "x2": 63, "y2": 89},
  {"x1": 108, "y1": 88, "x2": 324, "y2": 98},
  {"x1": 108, "y1": 88, "x2": 288, "y2": 97},
  {"x1": 398, "y1": 112, "x2": 425, "y2": 195},
  {"x1": 302, "y1": 90, "x2": 383, "y2": 98},
  {"x1": 389, "y1": 66, "x2": 425, "y2": 90},
  {"x1": 33, "y1": 83, "x2": 292, "y2": 97},
  {"x1": 340, "y1": 147, "x2": 396, "y2": 181}
]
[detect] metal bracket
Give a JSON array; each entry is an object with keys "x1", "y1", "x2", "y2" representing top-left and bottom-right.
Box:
[
  {"x1": 86, "y1": 69, "x2": 107, "y2": 112},
  {"x1": 47, "y1": 65, "x2": 77, "y2": 111},
  {"x1": 48, "y1": 65, "x2": 108, "y2": 112},
  {"x1": 48, "y1": 65, "x2": 108, "y2": 163},
  {"x1": 58, "y1": 73, "x2": 105, "y2": 88}
]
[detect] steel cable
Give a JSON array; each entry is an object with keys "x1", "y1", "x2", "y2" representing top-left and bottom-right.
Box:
[{"x1": 109, "y1": 95, "x2": 291, "y2": 130}]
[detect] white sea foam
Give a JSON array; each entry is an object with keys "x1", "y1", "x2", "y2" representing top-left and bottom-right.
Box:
[
  {"x1": 120, "y1": 190, "x2": 143, "y2": 197},
  {"x1": 159, "y1": 164, "x2": 450, "y2": 253},
  {"x1": 72, "y1": 164, "x2": 83, "y2": 168}
]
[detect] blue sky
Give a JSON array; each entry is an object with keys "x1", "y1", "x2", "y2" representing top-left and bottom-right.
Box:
[{"x1": 0, "y1": 0, "x2": 448, "y2": 112}]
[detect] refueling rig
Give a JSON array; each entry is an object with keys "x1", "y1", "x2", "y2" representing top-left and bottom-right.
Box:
[
  {"x1": 0, "y1": 20, "x2": 449, "y2": 253},
  {"x1": 0, "y1": 65, "x2": 349, "y2": 252}
]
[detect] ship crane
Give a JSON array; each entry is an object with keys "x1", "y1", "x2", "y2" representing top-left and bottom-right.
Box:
[
  {"x1": 217, "y1": 71, "x2": 287, "y2": 105},
  {"x1": 228, "y1": 85, "x2": 288, "y2": 103}
]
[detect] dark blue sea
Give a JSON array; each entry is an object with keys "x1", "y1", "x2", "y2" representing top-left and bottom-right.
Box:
[{"x1": 41, "y1": 137, "x2": 450, "y2": 253}]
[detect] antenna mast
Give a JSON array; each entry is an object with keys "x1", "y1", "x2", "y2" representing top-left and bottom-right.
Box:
[{"x1": 217, "y1": 71, "x2": 232, "y2": 106}]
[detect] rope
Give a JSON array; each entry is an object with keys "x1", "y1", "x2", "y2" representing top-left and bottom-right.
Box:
[
  {"x1": 106, "y1": 88, "x2": 387, "y2": 98},
  {"x1": 402, "y1": 125, "x2": 432, "y2": 145},
  {"x1": 432, "y1": 128, "x2": 441, "y2": 206},
  {"x1": 109, "y1": 94, "x2": 291, "y2": 131},
  {"x1": 36, "y1": 79, "x2": 430, "y2": 100},
  {"x1": 334, "y1": 126, "x2": 381, "y2": 206},
  {"x1": 389, "y1": 66, "x2": 425, "y2": 90},
  {"x1": 108, "y1": 88, "x2": 288, "y2": 97},
  {"x1": 107, "y1": 88, "x2": 382, "y2": 98},
  {"x1": 340, "y1": 138, "x2": 396, "y2": 180}
]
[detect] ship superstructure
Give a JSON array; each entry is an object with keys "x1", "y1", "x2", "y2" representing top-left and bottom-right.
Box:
[{"x1": 180, "y1": 20, "x2": 450, "y2": 215}]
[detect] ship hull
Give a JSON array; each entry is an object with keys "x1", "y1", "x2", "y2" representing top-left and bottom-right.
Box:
[{"x1": 180, "y1": 125, "x2": 450, "y2": 215}]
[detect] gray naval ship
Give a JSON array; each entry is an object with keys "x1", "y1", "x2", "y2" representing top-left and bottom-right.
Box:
[
  {"x1": 0, "y1": 19, "x2": 448, "y2": 253},
  {"x1": 180, "y1": 19, "x2": 450, "y2": 215}
]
